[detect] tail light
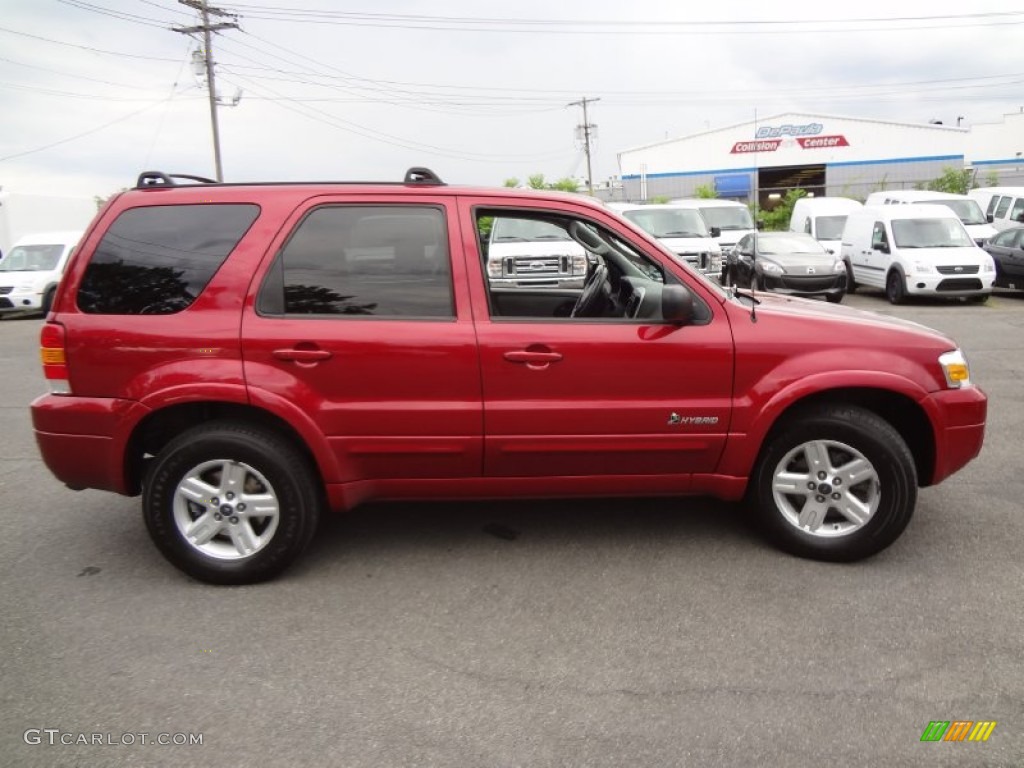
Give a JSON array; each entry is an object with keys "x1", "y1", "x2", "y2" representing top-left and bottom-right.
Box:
[{"x1": 40, "y1": 323, "x2": 71, "y2": 395}]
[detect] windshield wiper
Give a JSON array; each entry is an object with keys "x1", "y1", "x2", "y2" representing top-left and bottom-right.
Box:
[{"x1": 662, "y1": 231, "x2": 702, "y2": 237}]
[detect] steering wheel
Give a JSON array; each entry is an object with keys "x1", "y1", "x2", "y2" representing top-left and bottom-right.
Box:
[{"x1": 570, "y1": 261, "x2": 608, "y2": 318}]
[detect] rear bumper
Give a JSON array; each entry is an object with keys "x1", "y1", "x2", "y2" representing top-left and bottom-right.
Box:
[
  {"x1": 31, "y1": 394, "x2": 148, "y2": 494},
  {"x1": 925, "y1": 385, "x2": 987, "y2": 485}
]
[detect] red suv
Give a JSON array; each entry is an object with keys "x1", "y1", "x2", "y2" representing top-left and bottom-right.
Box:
[{"x1": 32, "y1": 169, "x2": 987, "y2": 583}]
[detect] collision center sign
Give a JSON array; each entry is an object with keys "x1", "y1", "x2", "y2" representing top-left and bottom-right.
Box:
[{"x1": 730, "y1": 122, "x2": 850, "y2": 153}]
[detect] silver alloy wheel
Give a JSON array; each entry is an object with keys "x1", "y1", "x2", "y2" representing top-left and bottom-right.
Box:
[
  {"x1": 771, "y1": 439, "x2": 880, "y2": 537},
  {"x1": 172, "y1": 459, "x2": 280, "y2": 560}
]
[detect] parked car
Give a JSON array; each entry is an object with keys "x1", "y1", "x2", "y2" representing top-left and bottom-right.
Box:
[
  {"x1": 31, "y1": 168, "x2": 987, "y2": 583},
  {"x1": 608, "y1": 202, "x2": 722, "y2": 277},
  {"x1": 842, "y1": 205, "x2": 995, "y2": 304},
  {"x1": 864, "y1": 190, "x2": 997, "y2": 246},
  {"x1": 724, "y1": 231, "x2": 847, "y2": 302},
  {"x1": 968, "y1": 187, "x2": 1024, "y2": 233},
  {"x1": 667, "y1": 198, "x2": 757, "y2": 259},
  {"x1": 0, "y1": 230, "x2": 83, "y2": 316},
  {"x1": 789, "y1": 196, "x2": 862, "y2": 257},
  {"x1": 982, "y1": 225, "x2": 1024, "y2": 289}
]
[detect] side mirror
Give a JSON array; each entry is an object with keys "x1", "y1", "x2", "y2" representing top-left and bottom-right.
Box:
[
  {"x1": 987, "y1": 213, "x2": 994, "y2": 223},
  {"x1": 709, "y1": 226, "x2": 721, "y2": 239},
  {"x1": 872, "y1": 241, "x2": 890, "y2": 254},
  {"x1": 661, "y1": 284, "x2": 694, "y2": 325},
  {"x1": 756, "y1": 220, "x2": 765, "y2": 231}
]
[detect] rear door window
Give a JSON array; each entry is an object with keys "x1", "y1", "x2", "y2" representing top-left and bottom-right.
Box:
[
  {"x1": 258, "y1": 205, "x2": 453, "y2": 318},
  {"x1": 993, "y1": 196, "x2": 1012, "y2": 219},
  {"x1": 78, "y1": 204, "x2": 259, "y2": 314}
]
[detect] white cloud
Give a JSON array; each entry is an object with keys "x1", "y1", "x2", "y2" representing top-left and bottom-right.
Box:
[{"x1": 0, "y1": 0, "x2": 1020, "y2": 197}]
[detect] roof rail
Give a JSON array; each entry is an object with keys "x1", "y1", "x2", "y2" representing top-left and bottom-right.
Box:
[
  {"x1": 136, "y1": 171, "x2": 217, "y2": 188},
  {"x1": 404, "y1": 167, "x2": 444, "y2": 185}
]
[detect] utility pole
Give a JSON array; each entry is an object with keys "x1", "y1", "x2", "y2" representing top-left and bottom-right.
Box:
[
  {"x1": 174, "y1": 1, "x2": 239, "y2": 181},
  {"x1": 569, "y1": 97, "x2": 600, "y2": 195}
]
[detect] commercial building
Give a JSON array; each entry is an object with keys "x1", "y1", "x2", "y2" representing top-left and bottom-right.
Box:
[{"x1": 617, "y1": 111, "x2": 1024, "y2": 205}]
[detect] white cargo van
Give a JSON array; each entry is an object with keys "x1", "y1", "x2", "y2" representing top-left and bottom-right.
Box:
[
  {"x1": 789, "y1": 197, "x2": 862, "y2": 255},
  {"x1": 841, "y1": 206, "x2": 994, "y2": 304},
  {"x1": 608, "y1": 203, "x2": 722, "y2": 277},
  {"x1": 0, "y1": 231, "x2": 83, "y2": 315},
  {"x1": 864, "y1": 190, "x2": 997, "y2": 245},
  {"x1": 968, "y1": 187, "x2": 1024, "y2": 233},
  {"x1": 668, "y1": 199, "x2": 756, "y2": 258}
]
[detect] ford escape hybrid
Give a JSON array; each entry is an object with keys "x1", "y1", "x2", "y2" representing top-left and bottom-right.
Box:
[{"x1": 32, "y1": 168, "x2": 987, "y2": 584}]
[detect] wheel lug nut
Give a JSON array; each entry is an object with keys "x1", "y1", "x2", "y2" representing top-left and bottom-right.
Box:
[
  {"x1": 832, "y1": 492, "x2": 841, "y2": 500},
  {"x1": 817, "y1": 471, "x2": 827, "y2": 480},
  {"x1": 226, "y1": 492, "x2": 234, "y2": 500},
  {"x1": 237, "y1": 503, "x2": 246, "y2": 512},
  {"x1": 211, "y1": 497, "x2": 219, "y2": 506},
  {"x1": 229, "y1": 516, "x2": 239, "y2": 525},
  {"x1": 833, "y1": 478, "x2": 842, "y2": 486},
  {"x1": 815, "y1": 495, "x2": 825, "y2": 503},
  {"x1": 214, "y1": 513, "x2": 223, "y2": 521},
  {"x1": 807, "y1": 482, "x2": 816, "y2": 490}
]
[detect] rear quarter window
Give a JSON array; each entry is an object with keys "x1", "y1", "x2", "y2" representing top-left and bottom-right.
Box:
[{"x1": 77, "y1": 203, "x2": 259, "y2": 314}]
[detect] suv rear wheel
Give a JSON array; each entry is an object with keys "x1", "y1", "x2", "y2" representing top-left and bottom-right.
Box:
[
  {"x1": 750, "y1": 405, "x2": 917, "y2": 562},
  {"x1": 143, "y1": 422, "x2": 320, "y2": 584}
]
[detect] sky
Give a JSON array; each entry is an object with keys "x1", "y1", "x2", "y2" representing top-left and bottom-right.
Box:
[{"x1": 0, "y1": 0, "x2": 1022, "y2": 200}]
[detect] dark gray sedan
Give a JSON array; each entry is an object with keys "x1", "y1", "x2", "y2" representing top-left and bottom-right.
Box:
[
  {"x1": 983, "y1": 226, "x2": 1024, "y2": 290},
  {"x1": 724, "y1": 231, "x2": 847, "y2": 303}
]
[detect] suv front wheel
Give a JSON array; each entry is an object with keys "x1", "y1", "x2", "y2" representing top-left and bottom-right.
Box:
[
  {"x1": 750, "y1": 405, "x2": 917, "y2": 562},
  {"x1": 143, "y1": 422, "x2": 320, "y2": 584}
]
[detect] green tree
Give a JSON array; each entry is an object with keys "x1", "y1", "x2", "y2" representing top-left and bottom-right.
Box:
[
  {"x1": 503, "y1": 177, "x2": 520, "y2": 188},
  {"x1": 549, "y1": 177, "x2": 579, "y2": 193},
  {"x1": 650, "y1": 195, "x2": 670, "y2": 204},
  {"x1": 528, "y1": 174, "x2": 546, "y2": 190},
  {"x1": 693, "y1": 184, "x2": 717, "y2": 199},
  {"x1": 983, "y1": 170, "x2": 999, "y2": 188},
  {"x1": 926, "y1": 167, "x2": 973, "y2": 195},
  {"x1": 760, "y1": 188, "x2": 807, "y2": 231}
]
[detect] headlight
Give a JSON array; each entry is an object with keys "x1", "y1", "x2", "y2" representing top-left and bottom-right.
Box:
[
  {"x1": 981, "y1": 258, "x2": 995, "y2": 274},
  {"x1": 759, "y1": 260, "x2": 784, "y2": 275},
  {"x1": 486, "y1": 259, "x2": 503, "y2": 278},
  {"x1": 832, "y1": 260, "x2": 845, "y2": 274},
  {"x1": 938, "y1": 349, "x2": 971, "y2": 389},
  {"x1": 912, "y1": 262, "x2": 934, "y2": 275}
]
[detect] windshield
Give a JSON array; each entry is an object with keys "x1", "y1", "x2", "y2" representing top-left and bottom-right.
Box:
[
  {"x1": 699, "y1": 206, "x2": 754, "y2": 231},
  {"x1": 814, "y1": 215, "x2": 848, "y2": 240},
  {"x1": 0, "y1": 244, "x2": 65, "y2": 272},
  {"x1": 756, "y1": 234, "x2": 826, "y2": 255},
  {"x1": 920, "y1": 199, "x2": 988, "y2": 226},
  {"x1": 622, "y1": 208, "x2": 709, "y2": 238},
  {"x1": 491, "y1": 217, "x2": 571, "y2": 242},
  {"x1": 891, "y1": 218, "x2": 974, "y2": 248}
]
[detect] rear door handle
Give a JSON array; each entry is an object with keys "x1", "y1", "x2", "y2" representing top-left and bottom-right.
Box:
[
  {"x1": 504, "y1": 350, "x2": 563, "y2": 364},
  {"x1": 272, "y1": 348, "x2": 333, "y2": 362}
]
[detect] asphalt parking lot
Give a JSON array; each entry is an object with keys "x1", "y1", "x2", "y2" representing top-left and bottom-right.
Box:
[{"x1": 2, "y1": 289, "x2": 1022, "y2": 767}]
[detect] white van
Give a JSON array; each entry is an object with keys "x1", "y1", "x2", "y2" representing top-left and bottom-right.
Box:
[
  {"x1": 863, "y1": 190, "x2": 997, "y2": 246},
  {"x1": 841, "y1": 205, "x2": 994, "y2": 304},
  {"x1": 668, "y1": 198, "x2": 756, "y2": 257},
  {"x1": 788, "y1": 197, "x2": 862, "y2": 255},
  {"x1": 0, "y1": 230, "x2": 83, "y2": 315},
  {"x1": 608, "y1": 203, "x2": 722, "y2": 277},
  {"x1": 968, "y1": 187, "x2": 1024, "y2": 233}
]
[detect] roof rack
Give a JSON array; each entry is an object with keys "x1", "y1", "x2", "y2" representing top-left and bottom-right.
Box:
[
  {"x1": 404, "y1": 167, "x2": 444, "y2": 185},
  {"x1": 136, "y1": 171, "x2": 217, "y2": 188}
]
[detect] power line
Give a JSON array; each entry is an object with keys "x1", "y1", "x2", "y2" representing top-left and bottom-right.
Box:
[{"x1": 0, "y1": 25, "x2": 181, "y2": 61}]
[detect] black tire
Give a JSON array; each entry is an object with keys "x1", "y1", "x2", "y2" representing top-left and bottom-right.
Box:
[
  {"x1": 749, "y1": 405, "x2": 917, "y2": 562},
  {"x1": 965, "y1": 293, "x2": 989, "y2": 304},
  {"x1": 41, "y1": 287, "x2": 56, "y2": 315},
  {"x1": 825, "y1": 291, "x2": 844, "y2": 304},
  {"x1": 844, "y1": 260, "x2": 857, "y2": 294},
  {"x1": 885, "y1": 270, "x2": 906, "y2": 305},
  {"x1": 143, "y1": 421, "x2": 321, "y2": 584}
]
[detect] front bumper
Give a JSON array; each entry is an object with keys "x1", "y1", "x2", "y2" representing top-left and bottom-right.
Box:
[
  {"x1": 924, "y1": 385, "x2": 987, "y2": 485},
  {"x1": 760, "y1": 271, "x2": 847, "y2": 298},
  {"x1": 903, "y1": 273, "x2": 994, "y2": 296},
  {"x1": 0, "y1": 290, "x2": 44, "y2": 312}
]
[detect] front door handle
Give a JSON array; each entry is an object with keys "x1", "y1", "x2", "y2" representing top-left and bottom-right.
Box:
[
  {"x1": 272, "y1": 348, "x2": 333, "y2": 362},
  {"x1": 504, "y1": 350, "x2": 563, "y2": 364}
]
